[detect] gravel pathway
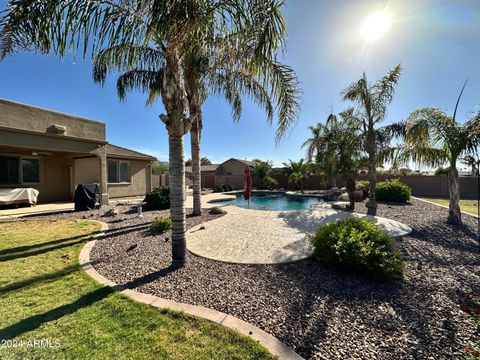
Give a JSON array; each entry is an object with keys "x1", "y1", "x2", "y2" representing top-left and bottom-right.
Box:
[{"x1": 61, "y1": 200, "x2": 478, "y2": 359}]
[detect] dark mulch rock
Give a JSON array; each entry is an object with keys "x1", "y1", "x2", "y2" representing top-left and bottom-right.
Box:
[{"x1": 59, "y1": 200, "x2": 479, "y2": 359}]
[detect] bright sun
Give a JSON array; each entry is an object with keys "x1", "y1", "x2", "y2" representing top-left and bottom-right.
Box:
[{"x1": 361, "y1": 11, "x2": 391, "y2": 41}]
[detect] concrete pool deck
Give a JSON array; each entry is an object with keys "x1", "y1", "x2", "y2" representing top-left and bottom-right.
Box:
[{"x1": 186, "y1": 193, "x2": 412, "y2": 264}]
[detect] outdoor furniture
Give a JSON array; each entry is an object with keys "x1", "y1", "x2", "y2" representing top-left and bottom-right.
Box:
[{"x1": 0, "y1": 188, "x2": 39, "y2": 207}]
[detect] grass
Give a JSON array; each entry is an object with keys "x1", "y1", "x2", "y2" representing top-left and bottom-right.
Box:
[
  {"x1": 424, "y1": 198, "x2": 479, "y2": 216},
  {"x1": 0, "y1": 218, "x2": 276, "y2": 360}
]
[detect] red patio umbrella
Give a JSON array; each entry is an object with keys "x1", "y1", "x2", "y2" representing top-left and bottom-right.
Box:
[{"x1": 244, "y1": 165, "x2": 252, "y2": 207}]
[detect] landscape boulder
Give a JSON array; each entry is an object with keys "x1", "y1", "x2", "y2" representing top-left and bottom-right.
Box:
[
  {"x1": 336, "y1": 190, "x2": 364, "y2": 202},
  {"x1": 209, "y1": 206, "x2": 227, "y2": 215},
  {"x1": 323, "y1": 187, "x2": 342, "y2": 201}
]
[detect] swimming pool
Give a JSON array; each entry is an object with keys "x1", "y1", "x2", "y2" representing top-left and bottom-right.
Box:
[{"x1": 218, "y1": 193, "x2": 323, "y2": 211}]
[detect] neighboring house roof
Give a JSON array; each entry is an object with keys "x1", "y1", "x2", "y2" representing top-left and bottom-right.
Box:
[
  {"x1": 106, "y1": 144, "x2": 156, "y2": 161},
  {"x1": 230, "y1": 158, "x2": 255, "y2": 167},
  {"x1": 185, "y1": 164, "x2": 220, "y2": 174}
]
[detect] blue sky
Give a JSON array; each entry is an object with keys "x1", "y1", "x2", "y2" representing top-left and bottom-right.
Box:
[{"x1": 1, "y1": 0, "x2": 479, "y2": 168}]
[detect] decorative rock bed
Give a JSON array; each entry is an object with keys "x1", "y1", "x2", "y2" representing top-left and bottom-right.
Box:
[{"x1": 48, "y1": 199, "x2": 479, "y2": 359}]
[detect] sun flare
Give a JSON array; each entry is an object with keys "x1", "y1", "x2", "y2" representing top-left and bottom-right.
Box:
[{"x1": 361, "y1": 11, "x2": 391, "y2": 41}]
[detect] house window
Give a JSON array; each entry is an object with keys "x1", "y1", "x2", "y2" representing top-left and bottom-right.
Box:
[
  {"x1": 0, "y1": 157, "x2": 20, "y2": 185},
  {"x1": 108, "y1": 159, "x2": 130, "y2": 183},
  {"x1": 0, "y1": 156, "x2": 40, "y2": 185},
  {"x1": 22, "y1": 158, "x2": 40, "y2": 183}
]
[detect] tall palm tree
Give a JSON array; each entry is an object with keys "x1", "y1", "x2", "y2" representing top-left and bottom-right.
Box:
[
  {"x1": 283, "y1": 159, "x2": 310, "y2": 193},
  {"x1": 341, "y1": 65, "x2": 402, "y2": 215},
  {"x1": 0, "y1": 0, "x2": 299, "y2": 265},
  {"x1": 396, "y1": 83, "x2": 480, "y2": 224},
  {"x1": 93, "y1": 16, "x2": 300, "y2": 216},
  {"x1": 302, "y1": 113, "x2": 338, "y2": 187}
]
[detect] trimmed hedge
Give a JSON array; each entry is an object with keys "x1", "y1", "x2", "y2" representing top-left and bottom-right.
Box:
[
  {"x1": 150, "y1": 217, "x2": 172, "y2": 233},
  {"x1": 213, "y1": 184, "x2": 233, "y2": 193},
  {"x1": 143, "y1": 187, "x2": 170, "y2": 210},
  {"x1": 311, "y1": 217, "x2": 403, "y2": 281},
  {"x1": 376, "y1": 179, "x2": 411, "y2": 203}
]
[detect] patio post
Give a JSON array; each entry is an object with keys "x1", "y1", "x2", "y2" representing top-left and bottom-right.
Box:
[{"x1": 95, "y1": 146, "x2": 109, "y2": 206}]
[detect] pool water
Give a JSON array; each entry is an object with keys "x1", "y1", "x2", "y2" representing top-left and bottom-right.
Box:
[{"x1": 220, "y1": 193, "x2": 322, "y2": 211}]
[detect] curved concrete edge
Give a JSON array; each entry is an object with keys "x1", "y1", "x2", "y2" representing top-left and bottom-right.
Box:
[
  {"x1": 79, "y1": 220, "x2": 303, "y2": 360},
  {"x1": 413, "y1": 196, "x2": 479, "y2": 219}
]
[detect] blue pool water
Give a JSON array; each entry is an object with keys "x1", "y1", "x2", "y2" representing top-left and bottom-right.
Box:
[{"x1": 219, "y1": 193, "x2": 322, "y2": 211}]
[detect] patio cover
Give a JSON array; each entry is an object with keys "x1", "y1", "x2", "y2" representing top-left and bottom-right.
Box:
[{"x1": 0, "y1": 188, "x2": 39, "y2": 206}]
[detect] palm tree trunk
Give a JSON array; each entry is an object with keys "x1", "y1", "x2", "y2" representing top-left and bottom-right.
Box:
[
  {"x1": 447, "y1": 165, "x2": 462, "y2": 225},
  {"x1": 330, "y1": 161, "x2": 337, "y2": 188},
  {"x1": 365, "y1": 133, "x2": 377, "y2": 216},
  {"x1": 161, "y1": 49, "x2": 190, "y2": 265},
  {"x1": 169, "y1": 134, "x2": 187, "y2": 262},
  {"x1": 190, "y1": 111, "x2": 202, "y2": 216},
  {"x1": 346, "y1": 175, "x2": 356, "y2": 211}
]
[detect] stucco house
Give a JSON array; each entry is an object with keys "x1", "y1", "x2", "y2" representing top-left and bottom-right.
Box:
[
  {"x1": 185, "y1": 158, "x2": 254, "y2": 189},
  {"x1": 0, "y1": 99, "x2": 155, "y2": 205}
]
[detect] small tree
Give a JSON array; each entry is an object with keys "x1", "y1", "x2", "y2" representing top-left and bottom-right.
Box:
[
  {"x1": 152, "y1": 161, "x2": 169, "y2": 175},
  {"x1": 283, "y1": 159, "x2": 311, "y2": 193},
  {"x1": 396, "y1": 82, "x2": 480, "y2": 224},
  {"x1": 341, "y1": 65, "x2": 402, "y2": 215},
  {"x1": 200, "y1": 157, "x2": 212, "y2": 165},
  {"x1": 253, "y1": 160, "x2": 277, "y2": 189}
]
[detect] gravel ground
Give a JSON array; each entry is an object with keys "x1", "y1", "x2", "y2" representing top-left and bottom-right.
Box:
[{"x1": 59, "y1": 200, "x2": 478, "y2": 359}]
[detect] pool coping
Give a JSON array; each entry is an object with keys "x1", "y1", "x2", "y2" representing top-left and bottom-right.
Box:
[{"x1": 80, "y1": 220, "x2": 304, "y2": 360}]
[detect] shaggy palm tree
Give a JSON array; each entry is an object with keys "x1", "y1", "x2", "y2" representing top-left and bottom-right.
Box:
[
  {"x1": 302, "y1": 113, "x2": 338, "y2": 187},
  {"x1": 0, "y1": 0, "x2": 299, "y2": 265},
  {"x1": 283, "y1": 159, "x2": 310, "y2": 193},
  {"x1": 341, "y1": 65, "x2": 402, "y2": 215},
  {"x1": 396, "y1": 84, "x2": 480, "y2": 224},
  {"x1": 93, "y1": 8, "x2": 299, "y2": 216}
]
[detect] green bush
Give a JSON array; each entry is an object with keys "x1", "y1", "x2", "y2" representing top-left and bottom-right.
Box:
[
  {"x1": 143, "y1": 187, "x2": 170, "y2": 210},
  {"x1": 376, "y1": 179, "x2": 411, "y2": 203},
  {"x1": 262, "y1": 176, "x2": 278, "y2": 190},
  {"x1": 214, "y1": 184, "x2": 233, "y2": 192},
  {"x1": 150, "y1": 217, "x2": 172, "y2": 233},
  {"x1": 434, "y1": 167, "x2": 450, "y2": 175},
  {"x1": 311, "y1": 217, "x2": 403, "y2": 281}
]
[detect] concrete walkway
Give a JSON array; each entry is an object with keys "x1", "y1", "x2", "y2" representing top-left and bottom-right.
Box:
[{"x1": 187, "y1": 204, "x2": 412, "y2": 264}]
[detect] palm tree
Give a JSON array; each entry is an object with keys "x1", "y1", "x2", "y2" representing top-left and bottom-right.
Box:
[
  {"x1": 283, "y1": 159, "x2": 310, "y2": 193},
  {"x1": 1, "y1": 0, "x2": 299, "y2": 265},
  {"x1": 461, "y1": 155, "x2": 478, "y2": 176},
  {"x1": 302, "y1": 114, "x2": 338, "y2": 187},
  {"x1": 93, "y1": 19, "x2": 299, "y2": 216},
  {"x1": 396, "y1": 83, "x2": 480, "y2": 224},
  {"x1": 341, "y1": 65, "x2": 402, "y2": 215}
]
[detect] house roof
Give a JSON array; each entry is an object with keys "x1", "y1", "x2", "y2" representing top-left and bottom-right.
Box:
[
  {"x1": 106, "y1": 144, "x2": 156, "y2": 161},
  {"x1": 185, "y1": 164, "x2": 220, "y2": 174},
  {"x1": 231, "y1": 158, "x2": 255, "y2": 167}
]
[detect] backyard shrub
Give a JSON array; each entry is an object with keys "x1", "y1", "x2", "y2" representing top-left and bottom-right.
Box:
[
  {"x1": 213, "y1": 184, "x2": 233, "y2": 192},
  {"x1": 213, "y1": 185, "x2": 224, "y2": 193},
  {"x1": 311, "y1": 217, "x2": 403, "y2": 281},
  {"x1": 150, "y1": 217, "x2": 172, "y2": 233},
  {"x1": 376, "y1": 179, "x2": 411, "y2": 203},
  {"x1": 262, "y1": 176, "x2": 278, "y2": 190},
  {"x1": 143, "y1": 187, "x2": 170, "y2": 210}
]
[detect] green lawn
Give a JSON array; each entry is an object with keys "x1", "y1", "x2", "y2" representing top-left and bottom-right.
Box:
[
  {"x1": 424, "y1": 198, "x2": 479, "y2": 216},
  {"x1": 0, "y1": 218, "x2": 275, "y2": 360}
]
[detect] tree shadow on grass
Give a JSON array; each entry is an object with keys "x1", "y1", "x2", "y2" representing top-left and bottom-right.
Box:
[
  {"x1": 0, "y1": 264, "x2": 79, "y2": 296},
  {"x1": 0, "y1": 286, "x2": 114, "y2": 340}
]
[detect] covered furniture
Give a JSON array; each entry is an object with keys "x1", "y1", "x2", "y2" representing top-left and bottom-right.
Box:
[{"x1": 0, "y1": 188, "x2": 39, "y2": 206}]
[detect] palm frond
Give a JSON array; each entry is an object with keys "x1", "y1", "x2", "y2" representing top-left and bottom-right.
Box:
[{"x1": 116, "y1": 69, "x2": 163, "y2": 104}]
